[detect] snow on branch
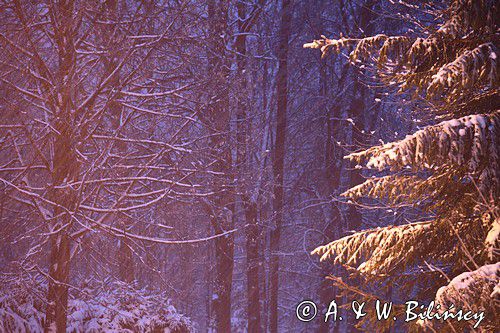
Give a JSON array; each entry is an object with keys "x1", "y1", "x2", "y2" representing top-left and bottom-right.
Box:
[
  {"x1": 436, "y1": 261, "x2": 499, "y2": 305},
  {"x1": 419, "y1": 262, "x2": 499, "y2": 331},
  {"x1": 304, "y1": 33, "x2": 497, "y2": 98},
  {"x1": 311, "y1": 221, "x2": 433, "y2": 275},
  {"x1": 303, "y1": 35, "x2": 358, "y2": 58},
  {"x1": 428, "y1": 43, "x2": 497, "y2": 98},
  {"x1": 304, "y1": 2, "x2": 498, "y2": 99},
  {"x1": 303, "y1": 34, "x2": 411, "y2": 64},
  {"x1": 485, "y1": 215, "x2": 499, "y2": 261},
  {"x1": 437, "y1": 0, "x2": 497, "y2": 37},
  {"x1": 312, "y1": 210, "x2": 495, "y2": 280},
  {"x1": 345, "y1": 111, "x2": 499, "y2": 179},
  {"x1": 341, "y1": 173, "x2": 458, "y2": 207}
]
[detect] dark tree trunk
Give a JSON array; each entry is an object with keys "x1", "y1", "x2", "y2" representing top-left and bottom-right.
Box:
[
  {"x1": 260, "y1": 48, "x2": 270, "y2": 333},
  {"x1": 97, "y1": 0, "x2": 135, "y2": 285},
  {"x1": 212, "y1": 224, "x2": 234, "y2": 333},
  {"x1": 235, "y1": 1, "x2": 265, "y2": 331},
  {"x1": 44, "y1": 1, "x2": 78, "y2": 331},
  {"x1": 347, "y1": 0, "x2": 376, "y2": 232},
  {"x1": 118, "y1": 227, "x2": 135, "y2": 283},
  {"x1": 270, "y1": 0, "x2": 292, "y2": 332},
  {"x1": 317, "y1": 56, "x2": 344, "y2": 333},
  {"x1": 244, "y1": 201, "x2": 261, "y2": 333},
  {"x1": 45, "y1": 122, "x2": 78, "y2": 332},
  {"x1": 206, "y1": 1, "x2": 234, "y2": 331},
  {"x1": 347, "y1": 93, "x2": 366, "y2": 232},
  {"x1": 45, "y1": 228, "x2": 71, "y2": 332},
  {"x1": 344, "y1": 2, "x2": 377, "y2": 332}
]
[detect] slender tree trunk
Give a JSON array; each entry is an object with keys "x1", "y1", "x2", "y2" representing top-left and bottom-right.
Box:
[
  {"x1": 347, "y1": 94, "x2": 365, "y2": 232},
  {"x1": 347, "y1": 0, "x2": 376, "y2": 232},
  {"x1": 45, "y1": 105, "x2": 78, "y2": 333},
  {"x1": 344, "y1": 2, "x2": 376, "y2": 331},
  {"x1": 206, "y1": 1, "x2": 234, "y2": 331},
  {"x1": 102, "y1": 0, "x2": 135, "y2": 284},
  {"x1": 212, "y1": 224, "x2": 234, "y2": 333},
  {"x1": 244, "y1": 202, "x2": 261, "y2": 332},
  {"x1": 96, "y1": 0, "x2": 135, "y2": 284},
  {"x1": 317, "y1": 55, "x2": 344, "y2": 333},
  {"x1": 44, "y1": 2, "x2": 78, "y2": 331},
  {"x1": 270, "y1": 1, "x2": 292, "y2": 332},
  {"x1": 45, "y1": 225, "x2": 71, "y2": 332},
  {"x1": 260, "y1": 51, "x2": 270, "y2": 333},
  {"x1": 117, "y1": 224, "x2": 134, "y2": 283},
  {"x1": 235, "y1": 2, "x2": 264, "y2": 331}
]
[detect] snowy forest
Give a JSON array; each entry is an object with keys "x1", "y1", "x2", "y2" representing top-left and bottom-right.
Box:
[{"x1": 0, "y1": 0, "x2": 498, "y2": 332}]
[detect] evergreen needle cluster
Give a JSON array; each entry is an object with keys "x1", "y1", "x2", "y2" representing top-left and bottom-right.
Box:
[{"x1": 306, "y1": 1, "x2": 499, "y2": 331}]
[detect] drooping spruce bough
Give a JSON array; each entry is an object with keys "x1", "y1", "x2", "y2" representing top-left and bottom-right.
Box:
[{"x1": 305, "y1": 1, "x2": 498, "y2": 331}]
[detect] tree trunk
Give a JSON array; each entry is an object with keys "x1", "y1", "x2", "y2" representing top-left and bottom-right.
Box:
[
  {"x1": 206, "y1": 1, "x2": 234, "y2": 331},
  {"x1": 98, "y1": 0, "x2": 135, "y2": 284},
  {"x1": 344, "y1": 2, "x2": 376, "y2": 331},
  {"x1": 45, "y1": 123, "x2": 78, "y2": 333},
  {"x1": 270, "y1": 0, "x2": 292, "y2": 332},
  {"x1": 212, "y1": 220, "x2": 234, "y2": 333},
  {"x1": 44, "y1": 1, "x2": 78, "y2": 331},
  {"x1": 347, "y1": 0, "x2": 376, "y2": 232},
  {"x1": 317, "y1": 55, "x2": 344, "y2": 333},
  {"x1": 117, "y1": 226, "x2": 135, "y2": 283},
  {"x1": 244, "y1": 202, "x2": 261, "y2": 333},
  {"x1": 45, "y1": 230, "x2": 71, "y2": 332},
  {"x1": 234, "y1": 1, "x2": 264, "y2": 331}
]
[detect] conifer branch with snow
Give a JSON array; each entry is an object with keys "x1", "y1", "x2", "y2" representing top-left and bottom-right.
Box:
[{"x1": 306, "y1": 1, "x2": 499, "y2": 331}]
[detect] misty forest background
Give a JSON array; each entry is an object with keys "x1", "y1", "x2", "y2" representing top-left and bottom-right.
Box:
[{"x1": 0, "y1": 0, "x2": 498, "y2": 332}]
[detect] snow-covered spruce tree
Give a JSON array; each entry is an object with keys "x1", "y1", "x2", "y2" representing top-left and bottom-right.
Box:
[{"x1": 305, "y1": 1, "x2": 498, "y2": 331}]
